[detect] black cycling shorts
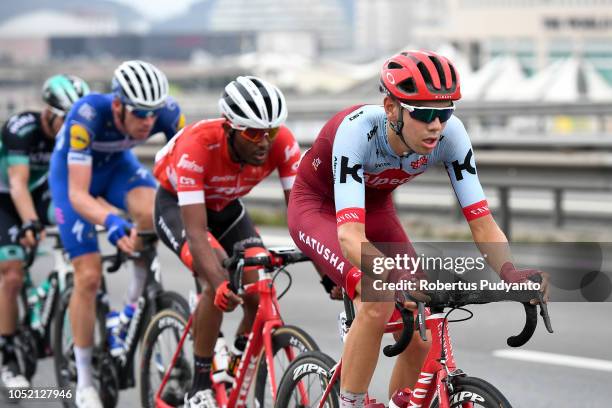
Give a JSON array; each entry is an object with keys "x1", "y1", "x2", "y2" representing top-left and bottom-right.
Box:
[
  {"x1": 0, "y1": 183, "x2": 53, "y2": 261},
  {"x1": 154, "y1": 186, "x2": 263, "y2": 259}
]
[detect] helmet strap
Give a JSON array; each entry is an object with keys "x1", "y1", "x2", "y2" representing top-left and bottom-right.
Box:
[
  {"x1": 120, "y1": 104, "x2": 127, "y2": 129},
  {"x1": 42, "y1": 109, "x2": 57, "y2": 138},
  {"x1": 227, "y1": 129, "x2": 247, "y2": 165},
  {"x1": 390, "y1": 105, "x2": 411, "y2": 156}
]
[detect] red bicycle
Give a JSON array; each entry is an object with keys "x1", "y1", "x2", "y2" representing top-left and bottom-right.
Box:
[
  {"x1": 139, "y1": 246, "x2": 319, "y2": 408},
  {"x1": 275, "y1": 275, "x2": 553, "y2": 408}
]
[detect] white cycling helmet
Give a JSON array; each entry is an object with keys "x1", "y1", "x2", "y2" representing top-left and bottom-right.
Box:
[
  {"x1": 218, "y1": 76, "x2": 288, "y2": 129},
  {"x1": 112, "y1": 60, "x2": 169, "y2": 109}
]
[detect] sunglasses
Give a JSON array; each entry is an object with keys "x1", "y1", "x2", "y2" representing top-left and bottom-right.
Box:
[
  {"x1": 125, "y1": 104, "x2": 160, "y2": 119},
  {"x1": 399, "y1": 101, "x2": 455, "y2": 124},
  {"x1": 238, "y1": 127, "x2": 280, "y2": 143}
]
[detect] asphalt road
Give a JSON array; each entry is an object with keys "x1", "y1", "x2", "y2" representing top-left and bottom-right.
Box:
[{"x1": 6, "y1": 228, "x2": 612, "y2": 408}]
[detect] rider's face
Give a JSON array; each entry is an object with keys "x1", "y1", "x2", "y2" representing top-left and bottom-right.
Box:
[
  {"x1": 386, "y1": 97, "x2": 451, "y2": 155},
  {"x1": 232, "y1": 129, "x2": 273, "y2": 166},
  {"x1": 112, "y1": 99, "x2": 157, "y2": 140},
  {"x1": 123, "y1": 107, "x2": 157, "y2": 140}
]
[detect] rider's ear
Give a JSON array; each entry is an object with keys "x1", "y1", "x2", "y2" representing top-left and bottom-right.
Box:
[{"x1": 383, "y1": 96, "x2": 399, "y2": 122}]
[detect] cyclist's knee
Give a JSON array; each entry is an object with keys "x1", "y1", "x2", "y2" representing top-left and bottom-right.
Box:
[
  {"x1": 0, "y1": 261, "x2": 24, "y2": 295},
  {"x1": 72, "y1": 255, "x2": 102, "y2": 296},
  {"x1": 132, "y1": 207, "x2": 154, "y2": 230},
  {"x1": 242, "y1": 292, "x2": 259, "y2": 314},
  {"x1": 404, "y1": 331, "x2": 431, "y2": 359},
  {"x1": 359, "y1": 301, "x2": 395, "y2": 327}
]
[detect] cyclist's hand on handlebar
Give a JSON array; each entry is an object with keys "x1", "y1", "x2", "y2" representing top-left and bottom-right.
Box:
[
  {"x1": 401, "y1": 288, "x2": 431, "y2": 311},
  {"x1": 500, "y1": 262, "x2": 550, "y2": 304},
  {"x1": 116, "y1": 228, "x2": 138, "y2": 255},
  {"x1": 214, "y1": 280, "x2": 243, "y2": 312},
  {"x1": 104, "y1": 214, "x2": 136, "y2": 253},
  {"x1": 19, "y1": 220, "x2": 45, "y2": 248}
]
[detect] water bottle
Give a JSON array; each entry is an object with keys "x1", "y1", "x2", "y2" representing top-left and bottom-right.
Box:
[
  {"x1": 119, "y1": 303, "x2": 136, "y2": 341},
  {"x1": 27, "y1": 288, "x2": 42, "y2": 332},
  {"x1": 37, "y1": 279, "x2": 51, "y2": 300},
  {"x1": 337, "y1": 311, "x2": 349, "y2": 343},
  {"x1": 212, "y1": 335, "x2": 234, "y2": 384},
  {"x1": 105, "y1": 310, "x2": 124, "y2": 357},
  {"x1": 227, "y1": 335, "x2": 248, "y2": 377}
]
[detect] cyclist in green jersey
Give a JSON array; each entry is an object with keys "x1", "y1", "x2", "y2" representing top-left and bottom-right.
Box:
[{"x1": 0, "y1": 75, "x2": 90, "y2": 391}]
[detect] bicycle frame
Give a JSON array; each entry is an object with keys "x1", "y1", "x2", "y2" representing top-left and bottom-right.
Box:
[
  {"x1": 316, "y1": 312, "x2": 461, "y2": 408},
  {"x1": 155, "y1": 266, "x2": 306, "y2": 408}
]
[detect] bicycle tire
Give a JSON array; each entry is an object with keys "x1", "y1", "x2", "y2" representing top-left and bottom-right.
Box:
[
  {"x1": 253, "y1": 325, "x2": 320, "y2": 407},
  {"x1": 52, "y1": 284, "x2": 109, "y2": 408},
  {"x1": 139, "y1": 308, "x2": 192, "y2": 408},
  {"x1": 430, "y1": 375, "x2": 512, "y2": 408},
  {"x1": 274, "y1": 350, "x2": 340, "y2": 408}
]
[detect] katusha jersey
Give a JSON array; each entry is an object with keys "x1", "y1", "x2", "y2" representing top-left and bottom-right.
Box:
[
  {"x1": 53, "y1": 93, "x2": 184, "y2": 168},
  {"x1": 297, "y1": 104, "x2": 490, "y2": 225},
  {"x1": 0, "y1": 111, "x2": 54, "y2": 193},
  {"x1": 153, "y1": 118, "x2": 301, "y2": 211}
]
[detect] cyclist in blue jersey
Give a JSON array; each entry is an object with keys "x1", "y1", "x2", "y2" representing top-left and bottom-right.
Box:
[
  {"x1": 287, "y1": 50, "x2": 549, "y2": 408},
  {"x1": 49, "y1": 60, "x2": 185, "y2": 408},
  {"x1": 0, "y1": 75, "x2": 90, "y2": 392}
]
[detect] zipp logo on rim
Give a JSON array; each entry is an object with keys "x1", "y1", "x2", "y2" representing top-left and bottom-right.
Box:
[
  {"x1": 450, "y1": 391, "x2": 485, "y2": 404},
  {"x1": 292, "y1": 363, "x2": 328, "y2": 381}
]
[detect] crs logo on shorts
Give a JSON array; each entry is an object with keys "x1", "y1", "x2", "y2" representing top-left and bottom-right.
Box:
[{"x1": 69, "y1": 124, "x2": 90, "y2": 150}]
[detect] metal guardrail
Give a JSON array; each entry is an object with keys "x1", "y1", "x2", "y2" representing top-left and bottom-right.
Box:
[{"x1": 135, "y1": 142, "x2": 612, "y2": 239}]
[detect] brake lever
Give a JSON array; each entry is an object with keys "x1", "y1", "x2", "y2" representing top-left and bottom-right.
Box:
[
  {"x1": 417, "y1": 301, "x2": 427, "y2": 341},
  {"x1": 529, "y1": 274, "x2": 553, "y2": 334},
  {"x1": 537, "y1": 292, "x2": 553, "y2": 333}
]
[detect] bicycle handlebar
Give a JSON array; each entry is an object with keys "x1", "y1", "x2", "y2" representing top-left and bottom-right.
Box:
[
  {"x1": 384, "y1": 273, "x2": 553, "y2": 356},
  {"x1": 383, "y1": 303, "x2": 414, "y2": 357},
  {"x1": 222, "y1": 247, "x2": 310, "y2": 293},
  {"x1": 104, "y1": 230, "x2": 158, "y2": 273}
]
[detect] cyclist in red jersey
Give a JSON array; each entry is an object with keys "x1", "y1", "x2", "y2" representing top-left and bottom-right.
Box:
[
  {"x1": 287, "y1": 51, "x2": 548, "y2": 408},
  {"x1": 153, "y1": 76, "x2": 302, "y2": 407}
]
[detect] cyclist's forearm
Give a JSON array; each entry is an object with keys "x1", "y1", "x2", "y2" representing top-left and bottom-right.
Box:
[
  {"x1": 69, "y1": 190, "x2": 111, "y2": 226},
  {"x1": 9, "y1": 183, "x2": 38, "y2": 223},
  {"x1": 469, "y1": 216, "x2": 512, "y2": 274},
  {"x1": 188, "y1": 233, "x2": 227, "y2": 288}
]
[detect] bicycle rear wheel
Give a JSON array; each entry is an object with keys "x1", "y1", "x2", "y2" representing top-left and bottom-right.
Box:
[
  {"x1": 274, "y1": 350, "x2": 340, "y2": 408},
  {"x1": 139, "y1": 309, "x2": 192, "y2": 408},
  {"x1": 52, "y1": 284, "x2": 111, "y2": 408},
  {"x1": 431, "y1": 375, "x2": 512, "y2": 408},
  {"x1": 253, "y1": 325, "x2": 319, "y2": 407}
]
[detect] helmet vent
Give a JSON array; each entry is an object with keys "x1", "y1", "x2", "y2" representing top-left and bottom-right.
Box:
[
  {"x1": 397, "y1": 78, "x2": 416, "y2": 94},
  {"x1": 250, "y1": 77, "x2": 273, "y2": 120},
  {"x1": 387, "y1": 61, "x2": 403, "y2": 70},
  {"x1": 428, "y1": 56, "x2": 446, "y2": 87},
  {"x1": 416, "y1": 61, "x2": 434, "y2": 88}
]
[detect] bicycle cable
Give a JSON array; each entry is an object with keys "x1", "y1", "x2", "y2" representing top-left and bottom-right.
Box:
[
  {"x1": 439, "y1": 307, "x2": 474, "y2": 362},
  {"x1": 272, "y1": 267, "x2": 293, "y2": 300}
]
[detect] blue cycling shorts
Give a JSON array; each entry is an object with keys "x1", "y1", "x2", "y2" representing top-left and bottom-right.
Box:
[{"x1": 50, "y1": 150, "x2": 156, "y2": 259}]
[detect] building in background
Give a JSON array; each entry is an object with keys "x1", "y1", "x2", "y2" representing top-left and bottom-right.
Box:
[{"x1": 411, "y1": 0, "x2": 612, "y2": 83}]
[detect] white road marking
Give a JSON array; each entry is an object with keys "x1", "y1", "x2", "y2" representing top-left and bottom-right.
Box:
[{"x1": 493, "y1": 349, "x2": 612, "y2": 372}]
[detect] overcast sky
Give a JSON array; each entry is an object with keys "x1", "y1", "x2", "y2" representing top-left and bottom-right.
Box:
[{"x1": 111, "y1": 0, "x2": 200, "y2": 21}]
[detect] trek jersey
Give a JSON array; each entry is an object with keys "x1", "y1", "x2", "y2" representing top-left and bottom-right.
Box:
[
  {"x1": 0, "y1": 111, "x2": 53, "y2": 193},
  {"x1": 297, "y1": 104, "x2": 490, "y2": 224},
  {"x1": 153, "y1": 118, "x2": 301, "y2": 211},
  {"x1": 53, "y1": 93, "x2": 184, "y2": 168}
]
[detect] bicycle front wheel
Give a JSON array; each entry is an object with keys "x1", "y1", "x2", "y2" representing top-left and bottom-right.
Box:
[
  {"x1": 431, "y1": 375, "x2": 512, "y2": 408},
  {"x1": 139, "y1": 309, "x2": 192, "y2": 408},
  {"x1": 274, "y1": 350, "x2": 340, "y2": 408},
  {"x1": 253, "y1": 325, "x2": 320, "y2": 407}
]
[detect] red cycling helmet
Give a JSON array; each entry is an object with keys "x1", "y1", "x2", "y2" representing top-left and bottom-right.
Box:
[{"x1": 380, "y1": 50, "x2": 461, "y2": 101}]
